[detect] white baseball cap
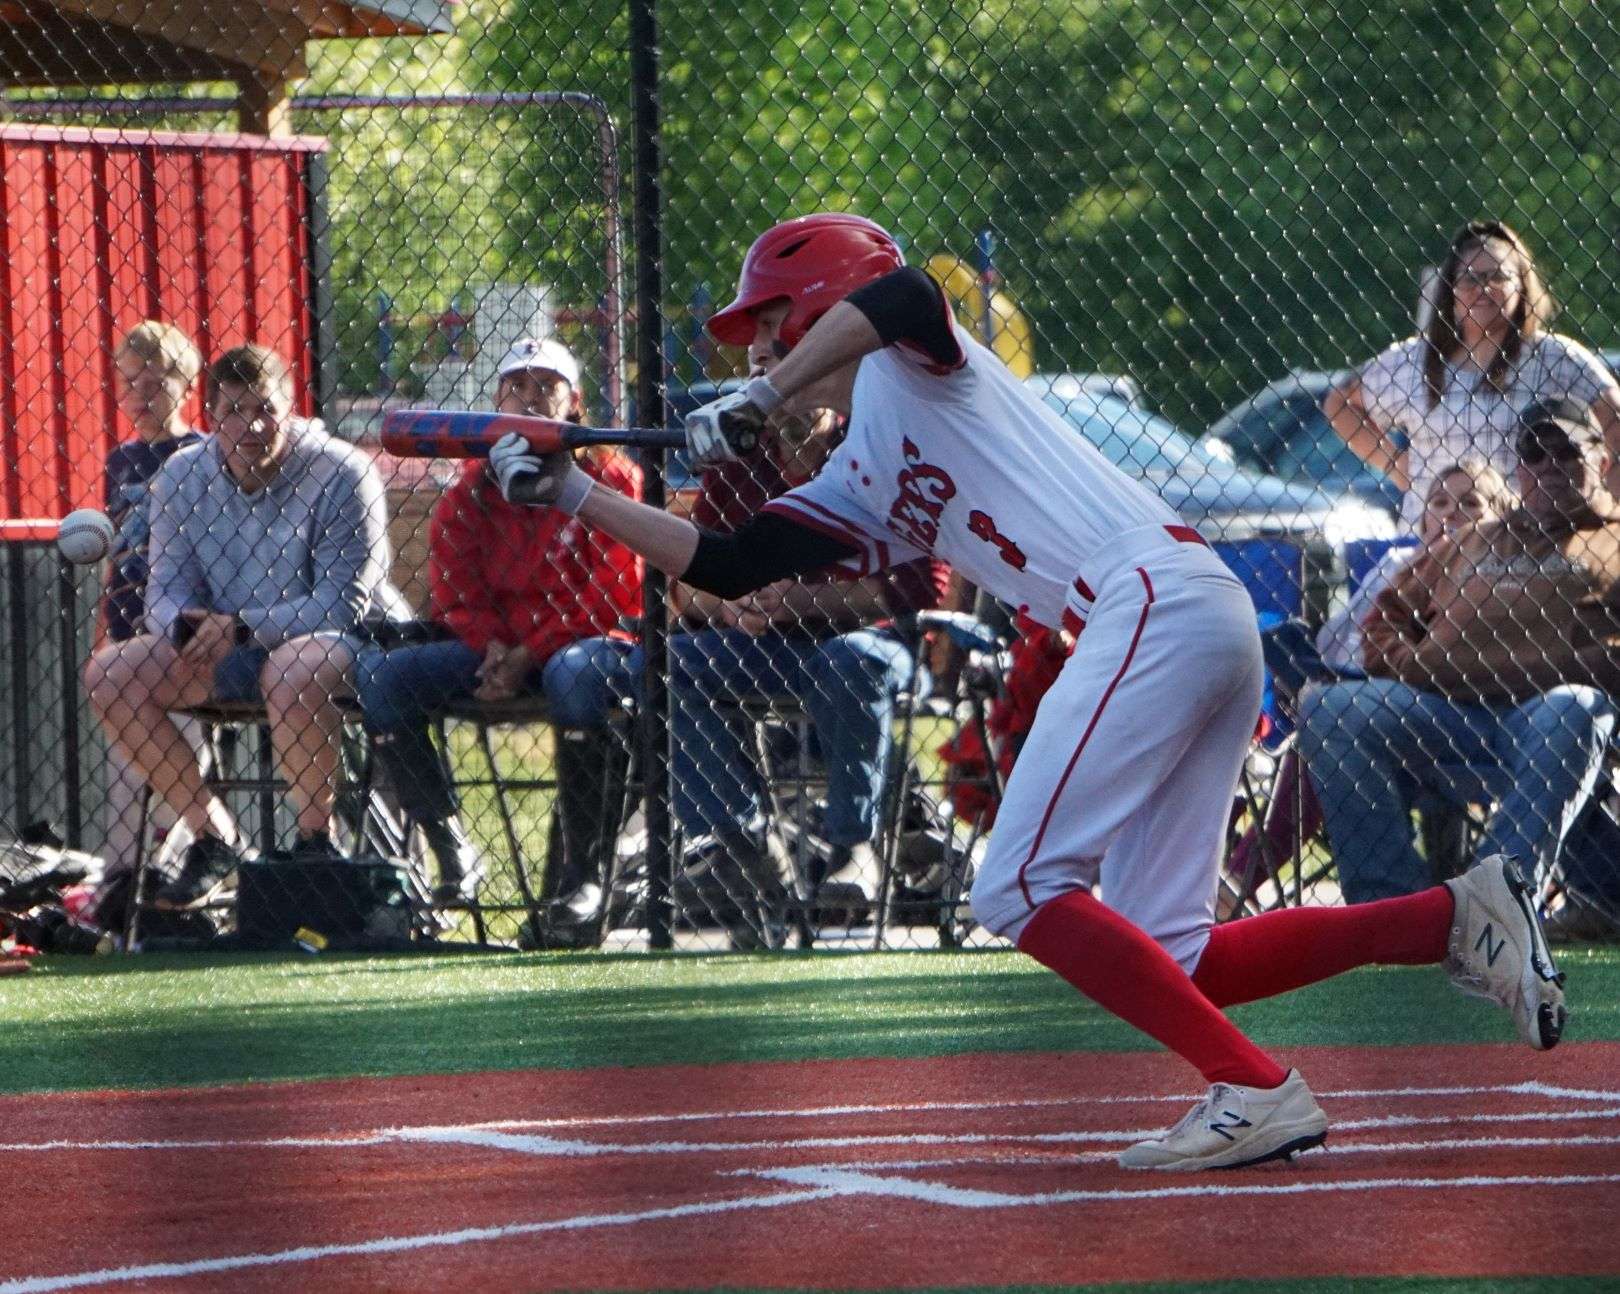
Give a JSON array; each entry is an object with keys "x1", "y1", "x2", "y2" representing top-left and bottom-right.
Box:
[{"x1": 496, "y1": 337, "x2": 581, "y2": 389}]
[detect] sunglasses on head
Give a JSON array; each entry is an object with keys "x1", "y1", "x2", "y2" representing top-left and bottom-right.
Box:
[{"x1": 1517, "y1": 433, "x2": 1589, "y2": 466}]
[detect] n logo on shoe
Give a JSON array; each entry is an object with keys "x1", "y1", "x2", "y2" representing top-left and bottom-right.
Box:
[
  {"x1": 1207, "y1": 1110, "x2": 1253, "y2": 1141},
  {"x1": 1475, "y1": 921, "x2": 1506, "y2": 967}
]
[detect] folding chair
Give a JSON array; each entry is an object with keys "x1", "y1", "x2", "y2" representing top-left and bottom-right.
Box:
[
  {"x1": 127, "y1": 699, "x2": 392, "y2": 947},
  {"x1": 1210, "y1": 537, "x2": 1322, "y2": 914},
  {"x1": 873, "y1": 609, "x2": 1010, "y2": 950},
  {"x1": 435, "y1": 695, "x2": 635, "y2": 948}
]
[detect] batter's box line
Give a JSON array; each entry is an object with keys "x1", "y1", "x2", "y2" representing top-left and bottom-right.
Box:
[
  {"x1": 740, "y1": 1163, "x2": 1620, "y2": 1209},
  {"x1": 771, "y1": 1129, "x2": 1620, "y2": 1172},
  {"x1": 0, "y1": 1186, "x2": 851, "y2": 1294},
  {"x1": 385, "y1": 1102, "x2": 1620, "y2": 1161},
  {"x1": 441, "y1": 1079, "x2": 1620, "y2": 1134},
  {"x1": 6, "y1": 1100, "x2": 1618, "y2": 1158}
]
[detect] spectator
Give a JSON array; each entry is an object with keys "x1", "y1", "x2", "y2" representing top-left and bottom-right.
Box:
[
  {"x1": 1323, "y1": 220, "x2": 1620, "y2": 531},
  {"x1": 98, "y1": 322, "x2": 208, "y2": 882},
  {"x1": 355, "y1": 339, "x2": 643, "y2": 909},
  {"x1": 662, "y1": 392, "x2": 947, "y2": 933},
  {"x1": 1228, "y1": 459, "x2": 1513, "y2": 898},
  {"x1": 1298, "y1": 399, "x2": 1620, "y2": 902},
  {"x1": 1269, "y1": 459, "x2": 1515, "y2": 700},
  {"x1": 84, "y1": 344, "x2": 410, "y2": 907}
]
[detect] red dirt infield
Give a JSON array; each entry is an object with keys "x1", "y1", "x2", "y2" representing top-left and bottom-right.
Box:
[{"x1": 2, "y1": 1043, "x2": 1618, "y2": 1292}]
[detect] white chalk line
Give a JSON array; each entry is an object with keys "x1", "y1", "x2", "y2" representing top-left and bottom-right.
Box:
[
  {"x1": 10, "y1": 1080, "x2": 1610, "y2": 1155},
  {"x1": 8, "y1": 1145, "x2": 1618, "y2": 1294},
  {"x1": 393, "y1": 1102, "x2": 1620, "y2": 1160},
  {"x1": 0, "y1": 1186, "x2": 846, "y2": 1294},
  {"x1": 748, "y1": 1129, "x2": 1620, "y2": 1172},
  {"x1": 5, "y1": 1090, "x2": 1617, "y2": 1157},
  {"x1": 7, "y1": 1081, "x2": 1619, "y2": 1291},
  {"x1": 432, "y1": 1079, "x2": 1620, "y2": 1132},
  {"x1": 749, "y1": 1164, "x2": 1620, "y2": 1208}
]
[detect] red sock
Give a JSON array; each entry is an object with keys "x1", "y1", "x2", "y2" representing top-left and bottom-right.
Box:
[
  {"x1": 1193, "y1": 885, "x2": 1454, "y2": 1009},
  {"x1": 1017, "y1": 889, "x2": 1287, "y2": 1089}
]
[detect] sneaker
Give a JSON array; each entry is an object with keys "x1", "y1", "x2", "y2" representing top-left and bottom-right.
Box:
[
  {"x1": 813, "y1": 879, "x2": 872, "y2": 927},
  {"x1": 817, "y1": 842, "x2": 877, "y2": 927},
  {"x1": 419, "y1": 817, "x2": 489, "y2": 906},
  {"x1": 1118, "y1": 1069, "x2": 1328, "y2": 1171},
  {"x1": 152, "y1": 835, "x2": 241, "y2": 910},
  {"x1": 676, "y1": 832, "x2": 789, "y2": 950},
  {"x1": 1443, "y1": 854, "x2": 1567, "y2": 1050}
]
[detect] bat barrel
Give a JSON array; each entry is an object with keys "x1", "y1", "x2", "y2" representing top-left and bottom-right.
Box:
[{"x1": 377, "y1": 408, "x2": 686, "y2": 457}]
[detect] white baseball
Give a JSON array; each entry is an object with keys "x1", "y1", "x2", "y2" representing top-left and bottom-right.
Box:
[{"x1": 56, "y1": 508, "x2": 115, "y2": 564}]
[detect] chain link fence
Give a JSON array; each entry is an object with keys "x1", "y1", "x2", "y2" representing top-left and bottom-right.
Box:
[{"x1": 3, "y1": 0, "x2": 1619, "y2": 959}]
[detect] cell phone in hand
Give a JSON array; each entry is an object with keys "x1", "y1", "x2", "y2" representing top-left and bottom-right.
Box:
[{"x1": 169, "y1": 614, "x2": 198, "y2": 649}]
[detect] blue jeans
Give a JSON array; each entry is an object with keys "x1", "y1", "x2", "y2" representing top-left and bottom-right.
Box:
[
  {"x1": 354, "y1": 636, "x2": 634, "y2": 814},
  {"x1": 642, "y1": 628, "x2": 923, "y2": 847},
  {"x1": 1297, "y1": 678, "x2": 1616, "y2": 901},
  {"x1": 357, "y1": 637, "x2": 633, "y2": 731}
]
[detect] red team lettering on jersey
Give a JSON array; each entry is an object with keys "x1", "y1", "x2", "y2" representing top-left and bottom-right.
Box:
[{"x1": 887, "y1": 437, "x2": 956, "y2": 551}]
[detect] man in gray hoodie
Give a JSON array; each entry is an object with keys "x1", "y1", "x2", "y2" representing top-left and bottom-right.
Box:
[{"x1": 85, "y1": 345, "x2": 408, "y2": 907}]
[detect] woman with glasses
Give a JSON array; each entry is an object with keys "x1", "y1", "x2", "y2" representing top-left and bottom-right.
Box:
[{"x1": 1324, "y1": 220, "x2": 1620, "y2": 530}]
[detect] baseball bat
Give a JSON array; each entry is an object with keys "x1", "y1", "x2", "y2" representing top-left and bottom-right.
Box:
[{"x1": 378, "y1": 408, "x2": 687, "y2": 458}]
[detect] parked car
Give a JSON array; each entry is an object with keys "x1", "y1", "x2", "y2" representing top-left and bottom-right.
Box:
[
  {"x1": 1029, "y1": 373, "x2": 1395, "y2": 548},
  {"x1": 1203, "y1": 370, "x2": 1404, "y2": 517}
]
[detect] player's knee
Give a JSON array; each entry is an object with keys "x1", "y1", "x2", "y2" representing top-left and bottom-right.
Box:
[{"x1": 968, "y1": 861, "x2": 1022, "y2": 938}]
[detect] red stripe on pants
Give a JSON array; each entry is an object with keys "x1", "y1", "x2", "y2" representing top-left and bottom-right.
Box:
[{"x1": 1017, "y1": 567, "x2": 1155, "y2": 910}]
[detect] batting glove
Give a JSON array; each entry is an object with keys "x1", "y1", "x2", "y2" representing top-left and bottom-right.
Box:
[
  {"x1": 489, "y1": 433, "x2": 594, "y2": 514},
  {"x1": 683, "y1": 376, "x2": 784, "y2": 470}
]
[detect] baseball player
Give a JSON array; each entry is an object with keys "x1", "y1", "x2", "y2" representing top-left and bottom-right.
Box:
[{"x1": 489, "y1": 214, "x2": 1566, "y2": 1171}]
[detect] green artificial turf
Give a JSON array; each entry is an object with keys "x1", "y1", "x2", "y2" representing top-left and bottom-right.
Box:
[{"x1": 1, "y1": 945, "x2": 1615, "y2": 1095}]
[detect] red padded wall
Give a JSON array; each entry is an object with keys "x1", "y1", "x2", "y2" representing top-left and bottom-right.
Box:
[{"x1": 0, "y1": 124, "x2": 327, "y2": 534}]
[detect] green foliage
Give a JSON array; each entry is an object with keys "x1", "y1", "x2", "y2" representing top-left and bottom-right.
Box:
[{"x1": 306, "y1": 0, "x2": 1620, "y2": 418}]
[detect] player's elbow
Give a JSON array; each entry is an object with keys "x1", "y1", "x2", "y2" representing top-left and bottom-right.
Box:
[
  {"x1": 680, "y1": 531, "x2": 768, "y2": 600},
  {"x1": 680, "y1": 564, "x2": 759, "y2": 601}
]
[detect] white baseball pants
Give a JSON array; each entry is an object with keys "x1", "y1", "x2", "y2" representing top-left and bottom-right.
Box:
[{"x1": 970, "y1": 523, "x2": 1263, "y2": 970}]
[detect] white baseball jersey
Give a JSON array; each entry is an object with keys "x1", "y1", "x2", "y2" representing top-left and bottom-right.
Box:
[
  {"x1": 764, "y1": 318, "x2": 1262, "y2": 964},
  {"x1": 761, "y1": 326, "x2": 1180, "y2": 630}
]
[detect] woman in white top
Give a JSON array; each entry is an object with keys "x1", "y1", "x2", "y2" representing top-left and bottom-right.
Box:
[{"x1": 1324, "y1": 220, "x2": 1620, "y2": 531}]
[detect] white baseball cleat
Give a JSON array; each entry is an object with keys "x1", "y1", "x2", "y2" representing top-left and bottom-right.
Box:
[
  {"x1": 1443, "y1": 854, "x2": 1567, "y2": 1050},
  {"x1": 1117, "y1": 1069, "x2": 1328, "y2": 1171}
]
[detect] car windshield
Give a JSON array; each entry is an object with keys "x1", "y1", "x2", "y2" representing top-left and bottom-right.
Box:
[{"x1": 1038, "y1": 391, "x2": 1225, "y2": 474}]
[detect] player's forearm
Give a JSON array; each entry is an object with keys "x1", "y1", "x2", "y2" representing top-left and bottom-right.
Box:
[
  {"x1": 577, "y1": 479, "x2": 859, "y2": 598},
  {"x1": 765, "y1": 301, "x2": 884, "y2": 402},
  {"x1": 575, "y1": 485, "x2": 700, "y2": 578}
]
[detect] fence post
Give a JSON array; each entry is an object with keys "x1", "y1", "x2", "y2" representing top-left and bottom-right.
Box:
[{"x1": 628, "y1": 0, "x2": 673, "y2": 950}]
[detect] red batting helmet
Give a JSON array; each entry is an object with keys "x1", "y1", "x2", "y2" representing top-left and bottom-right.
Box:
[{"x1": 707, "y1": 213, "x2": 905, "y2": 350}]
